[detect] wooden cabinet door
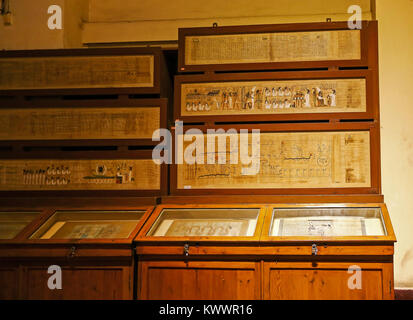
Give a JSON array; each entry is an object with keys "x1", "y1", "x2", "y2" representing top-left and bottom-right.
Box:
[
  {"x1": 21, "y1": 265, "x2": 132, "y2": 300},
  {"x1": 263, "y1": 262, "x2": 394, "y2": 300},
  {"x1": 0, "y1": 265, "x2": 20, "y2": 299},
  {"x1": 139, "y1": 261, "x2": 261, "y2": 300}
]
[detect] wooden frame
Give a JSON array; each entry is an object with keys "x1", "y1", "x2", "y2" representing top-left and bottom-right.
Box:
[
  {"x1": 0, "y1": 47, "x2": 169, "y2": 96},
  {"x1": 0, "y1": 149, "x2": 167, "y2": 197},
  {"x1": 0, "y1": 202, "x2": 154, "y2": 246},
  {"x1": 0, "y1": 203, "x2": 154, "y2": 300},
  {"x1": 136, "y1": 203, "x2": 266, "y2": 244},
  {"x1": 261, "y1": 203, "x2": 396, "y2": 245},
  {"x1": 262, "y1": 261, "x2": 394, "y2": 300},
  {"x1": 0, "y1": 98, "x2": 168, "y2": 147},
  {"x1": 174, "y1": 69, "x2": 378, "y2": 123},
  {"x1": 170, "y1": 122, "x2": 381, "y2": 196},
  {"x1": 138, "y1": 260, "x2": 262, "y2": 300},
  {"x1": 178, "y1": 21, "x2": 378, "y2": 72}
]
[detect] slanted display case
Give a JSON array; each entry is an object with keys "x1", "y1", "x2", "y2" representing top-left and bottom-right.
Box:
[
  {"x1": 135, "y1": 202, "x2": 395, "y2": 300},
  {"x1": 135, "y1": 204, "x2": 266, "y2": 300},
  {"x1": 0, "y1": 201, "x2": 154, "y2": 300},
  {"x1": 0, "y1": 211, "x2": 41, "y2": 240},
  {"x1": 261, "y1": 203, "x2": 396, "y2": 300}
]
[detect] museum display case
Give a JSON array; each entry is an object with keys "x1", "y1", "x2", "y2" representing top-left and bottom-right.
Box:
[
  {"x1": 0, "y1": 202, "x2": 154, "y2": 300},
  {"x1": 178, "y1": 21, "x2": 378, "y2": 72},
  {"x1": 0, "y1": 47, "x2": 169, "y2": 96},
  {"x1": 170, "y1": 122, "x2": 381, "y2": 196},
  {"x1": 0, "y1": 211, "x2": 41, "y2": 240},
  {"x1": 135, "y1": 203, "x2": 395, "y2": 300},
  {"x1": 135, "y1": 204, "x2": 266, "y2": 300},
  {"x1": 261, "y1": 203, "x2": 396, "y2": 300},
  {"x1": 174, "y1": 69, "x2": 378, "y2": 123}
]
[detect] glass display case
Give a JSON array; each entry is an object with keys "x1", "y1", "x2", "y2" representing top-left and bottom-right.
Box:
[
  {"x1": 0, "y1": 203, "x2": 154, "y2": 300},
  {"x1": 146, "y1": 208, "x2": 260, "y2": 238},
  {"x1": 0, "y1": 211, "x2": 41, "y2": 240},
  {"x1": 270, "y1": 207, "x2": 386, "y2": 237},
  {"x1": 261, "y1": 204, "x2": 395, "y2": 242},
  {"x1": 30, "y1": 210, "x2": 146, "y2": 240}
]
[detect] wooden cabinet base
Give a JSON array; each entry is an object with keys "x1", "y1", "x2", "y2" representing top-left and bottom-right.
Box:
[
  {"x1": 22, "y1": 263, "x2": 133, "y2": 300},
  {"x1": 138, "y1": 260, "x2": 261, "y2": 300},
  {"x1": 0, "y1": 260, "x2": 134, "y2": 300},
  {"x1": 263, "y1": 261, "x2": 394, "y2": 300}
]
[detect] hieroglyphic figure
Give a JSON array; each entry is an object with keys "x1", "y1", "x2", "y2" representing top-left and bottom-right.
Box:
[
  {"x1": 181, "y1": 79, "x2": 365, "y2": 116},
  {"x1": 177, "y1": 131, "x2": 370, "y2": 189}
]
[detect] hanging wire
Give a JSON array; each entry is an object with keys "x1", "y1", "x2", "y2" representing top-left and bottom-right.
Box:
[{"x1": 1, "y1": 0, "x2": 10, "y2": 15}]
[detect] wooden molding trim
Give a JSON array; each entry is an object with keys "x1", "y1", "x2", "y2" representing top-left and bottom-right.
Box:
[{"x1": 395, "y1": 288, "x2": 413, "y2": 300}]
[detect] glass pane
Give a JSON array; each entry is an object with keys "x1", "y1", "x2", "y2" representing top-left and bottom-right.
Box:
[
  {"x1": 147, "y1": 208, "x2": 260, "y2": 237},
  {"x1": 30, "y1": 210, "x2": 145, "y2": 239},
  {"x1": 270, "y1": 207, "x2": 386, "y2": 237},
  {"x1": 0, "y1": 212, "x2": 40, "y2": 239}
]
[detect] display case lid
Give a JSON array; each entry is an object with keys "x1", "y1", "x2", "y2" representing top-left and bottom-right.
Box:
[
  {"x1": 261, "y1": 203, "x2": 396, "y2": 242},
  {"x1": 136, "y1": 204, "x2": 266, "y2": 242},
  {"x1": 0, "y1": 211, "x2": 41, "y2": 240},
  {"x1": 29, "y1": 208, "x2": 153, "y2": 243}
]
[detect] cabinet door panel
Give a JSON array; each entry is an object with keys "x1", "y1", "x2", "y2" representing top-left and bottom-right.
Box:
[
  {"x1": 140, "y1": 261, "x2": 260, "y2": 300},
  {"x1": 23, "y1": 266, "x2": 131, "y2": 300},
  {"x1": 264, "y1": 262, "x2": 392, "y2": 300},
  {"x1": 0, "y1": 267, "x2": 19, "y2": 299}
]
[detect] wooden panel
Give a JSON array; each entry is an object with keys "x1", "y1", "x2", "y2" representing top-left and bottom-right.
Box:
[
  {"x1": 263, "y1": 262, "x2": 390, "y2": 300},
  {"x1": 180, "y1": 78, "x2": 366, "y2": 117},
  {"x1": 0, "y1": 267, "x2": 19, "y2": 299},
  {"x1": 0, "y1": 106, "x2": 160, "y2": 141},
  {"x1": 185, "y1": 30, "x2": 360, "y2": 65},
  {"x1": 0, "y1": 55, "x2": 153, "y2": 90},
  {"x1": 177, "y1": 131, "x2": 371, "y2": 190},
  {"x1": 139, "y1": 261, "x2": 260, "y2": 300},
  {"x1": 0, "y1": 159, "x2": 160, "y2": 191},
  {"x1": 23, "y1": 266, "x2": 130, "y2": 300},
  {"x1": 178, "y1": 21, "x2": 377, "y2": 71}
]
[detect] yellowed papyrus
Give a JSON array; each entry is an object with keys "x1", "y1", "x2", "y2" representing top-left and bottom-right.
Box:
[
  {"x1": 181, "y1": 79, "x2": 366, "y2": 116},
  {"x1": 185, "y1": 30, "x2": 360, "y2": 65},
  {"x1": 177, "y1": 131, "x2": 370, "y2": 189},
  {"x1": 0, "y1": 55, "x2": 154, "y2": 90},
  {"x1": 0, "y1": 159, "x2": 160, "y2": 190},
  {"x1": 0, "y1": 107, "x2": 160, "y2": 140}
]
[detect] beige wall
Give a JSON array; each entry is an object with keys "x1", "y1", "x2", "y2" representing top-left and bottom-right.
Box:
[
  {"x1": 1, "y1": 0, "x2": 413, "y2": 288},
  {"x1": 0, "y1": 0, "x2": 64, "y2": 50},
  {"x1": 0, "y1": 0, "x2": 87, "y2": 50},
  {"x1": 376, "y1": 0, "x2": 413, "y2": 287},
  {"x1": 83, "y1": 0, "x2": 372, "y2": 45}
]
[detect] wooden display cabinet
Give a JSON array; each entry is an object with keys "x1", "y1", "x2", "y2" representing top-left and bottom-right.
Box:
[
  {"x1": 135, "y1": 204, "x2": 266, "y2": 300},
  {"x1": 174, "y1": 69, "x2": 378, "y2": 124},
  {"x1": 170, "y1": 122, "x2": 381, "y2": 196},
  {"x1": 0, "y1": 47, "x2": 170, "y2": 96},
  {"x1": 260, "y1": 203, "x2": 396, "y2": 300},
  {"x1": 178, "y1": 21, "x2": 378, "y2": 72},
  {"x1": 0, "y1": 200, "x2": 154, "y2": 300},
  {"x1": 135, "y1": 202, "x2": 395, "y2": 300}
]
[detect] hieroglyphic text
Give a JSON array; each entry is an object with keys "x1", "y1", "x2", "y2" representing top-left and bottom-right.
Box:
[
  {"x1": 177, "y1": 131, "x2": 370, "y2": 189},
  {"x1": 0, "y1": 55, "x2": 154, "y2": 90},
  {"x1": 0, "y1": 107, "x2": 160, "y2": 140},
  {"x1": 185, "y1": 30, "x2": 361, "y2": 65},
  {"x1": 0, "y1": 159, "x2": 160, "y2": 190}
]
